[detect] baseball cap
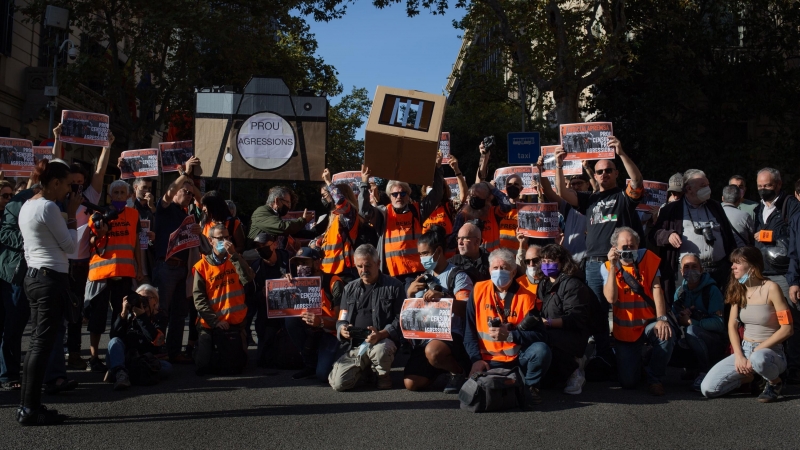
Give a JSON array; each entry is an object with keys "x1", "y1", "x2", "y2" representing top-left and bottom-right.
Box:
[
  {"x1": 668, "y1": 173, "x2": 683, "y2": 193},
  {"x1": 295, "y1": 247, "x2": 321, "y2": 260},
  {"x1": 254, "y1": 232, "x2": 276, "y2": 244}
]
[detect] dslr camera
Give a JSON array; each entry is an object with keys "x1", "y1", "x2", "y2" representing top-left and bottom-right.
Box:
[
  {"x1": 347, "y1": 326, "x2": 372, "y2": 341},
  {"x1": 482, "y1": 136, "x2": 495, "y2": 151},
  {"x1": 487, "y1": 317, "x2": 502, "y2": 328},
  {"x1": 83, "y1": 200, "x2": 120, "y2": 229},
  {"x1": 419, "y1": 273, "x2": 443, "y2": 293},
  {"x1": 126, "y1": 290, "x2": 147, "y2": 310},
  {"x1": 698, "y1": 224, "x2": 716, "y2": 246}
]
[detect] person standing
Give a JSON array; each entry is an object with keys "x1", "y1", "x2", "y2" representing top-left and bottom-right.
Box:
[
  {"x1": 729, "y1": 175, "x2": 758, "y2": 218},
  {"x1": 721, "y1": 184, "x2": 755, "y2": 247}
]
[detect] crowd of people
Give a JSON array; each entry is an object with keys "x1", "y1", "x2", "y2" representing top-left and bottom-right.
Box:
[{"x1": 1, "y1": 125, "x2": 799, "y2": 426}]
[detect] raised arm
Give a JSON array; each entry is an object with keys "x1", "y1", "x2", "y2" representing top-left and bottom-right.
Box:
[
  {"x1": 535, "y1": 158, "x2": 562, "y2": 203},
  {"x1": 52, "y1": 124, "x2": 63, "y2": 158},
  {"x1": 359, "y1": 164, "x2": 379, "y2": 226},
  {"x1": 419, "y1": 153, "x2": 444, "y2": 221},
  {"x1": 90, "y1": 131, "x2": 114, "y2": 194},
  {"x1": 449, "y1": 154, "x2": 468, "y2": 204},
  {"x1": 611, "y1": 136, "x2": 642, "y2": 189},
  {"x1": 554, "y1": 147, "x2": 579, "y2": 207},
  {"x1": 583, "y1": 160, "x2": 599, "y2": 192},
  {"x1": 476, "y1": 141, "x2": 490, "y2": 184}
]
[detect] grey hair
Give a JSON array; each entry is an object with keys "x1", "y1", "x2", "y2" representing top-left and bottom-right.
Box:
[
  {"x1": 610, "y1": 226, "x2": 640, "y2": 248},
  {"x1": 722, "y1": 185, "x2": 741, "y2": 204},
  {"x1": 132, "y1": 178, "x2": 150, "y2": 188},
  {"x1": 680, "y1": 253, "x2": 701, "y2": 266},
  {"x1": 353, "y1": 244, "x2": 380, "y2": 263},
  {"x1": 207, "y1": 222, "x2": 227, "y2": 238},
  {"x1": 267, "y1": 186, "x2": 290, "y2": 206},
  {"x1": 136, "y1": 283, "x2": 159, "y2": 301},
  {"x1": 108, "y1": 179, "x2": 131, "y2": 195},
  {"x1": 682, "y1": 169, "x2": 707, "y2": 192},
  {"x1": 488, "y1": 248, "x2": 517, "y2": 270},
  {"x1": 226, "y1": 200, "x2": 237, "y2": 216},
  {"x1": 757, "y1": 167, "x2": 781, "y2": 183},
  {"x1": 385, "y1": 180, "x2": 411, "y2": 196}
]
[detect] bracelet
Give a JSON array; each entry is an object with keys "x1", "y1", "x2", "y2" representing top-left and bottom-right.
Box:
[
  {"x1": 556, "y1": 165, "x2": 563, "y2": 169},
  {"x1": 454, "y1": 172, "x2": 462, "y2": 177}
]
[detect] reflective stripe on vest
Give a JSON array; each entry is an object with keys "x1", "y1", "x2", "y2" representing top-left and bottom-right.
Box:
[
  {"x1": 605, "y1": 250, "x2": 661, "y2": 343},
  {"x1": 472, "y1": 279, "x2": 538, "y2": 362},
  {"x1": 385, "y1": 204, "x2": 424, "y2": 276},
  {"x1": 498, "y1": 208, "x2": 519, "y2": 251},
  {"x1": 193, "y1": 257, "x2": 248, "y2": 329},
  {"x1": 320, "y1": 213, "x2": 358, "y2": 275},
  {"x1": 88, "y1": 208, "x2": 139, "y2": 281},
  {"x1": 480, "y1": 209, "x2": 501, "y2": 253},
  {"x1": 203, "y1": 218, "x2": 240, "y2": 239}
]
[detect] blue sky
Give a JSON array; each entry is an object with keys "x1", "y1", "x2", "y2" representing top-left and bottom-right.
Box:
[{"x1": 308, "y1": 2, "x2": 465, "y2": 137}]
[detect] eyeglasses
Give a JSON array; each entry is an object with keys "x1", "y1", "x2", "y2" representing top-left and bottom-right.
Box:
[
  {"x1": 213, "y1": 235, "x2": 232, "y2": 241},
  {"x1": 0, "y1": 193, "x2": 11, "y2": 199},
  {"x1": 390, "y1": 192, "x2": 408, "y2": 199},
  {"x1": 595, "y1": 169, "x2": 614, "y2": 175},
  {"x1": 524, "y1": 257, "x2": 541, "y2": 266}
]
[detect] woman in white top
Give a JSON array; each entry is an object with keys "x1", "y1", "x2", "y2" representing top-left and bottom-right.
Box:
[
  {"x1": 16, "y1": 158, "x2": 82, "y2": 426},
  {"x1": 701, "y1": 246, "x2": 793, "y2": 402}
]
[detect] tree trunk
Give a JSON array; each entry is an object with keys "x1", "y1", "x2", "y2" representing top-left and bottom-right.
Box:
[{"x1": 553, "y1": 86, "x2": 580, "y2": 125}]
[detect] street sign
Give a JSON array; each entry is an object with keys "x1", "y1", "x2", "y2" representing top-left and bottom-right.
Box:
[{"x1": 507, "y1": 132, "x2": 540, "y2": 165}]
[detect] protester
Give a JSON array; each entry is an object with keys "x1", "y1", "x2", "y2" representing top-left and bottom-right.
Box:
[
  {"x1": 673, "y1": 253, "x2": 726, "y2": 391},
  {"x1": 602, "y1": 227, "x2": 674, "y2": 395},
  {"x1": 786, "y1": 178, "x2": 800, "y2": 384},
  {"x1": 464, "y1": 247, "x2": 551, "y2": 405},
  {"x1": 450, "y1": 181, "x2": 513, "y2": 254},
  {"x1": 130, "y1": 178, "x2": 157, "y2": 283},
  {"x1": 536, "y1": 156, "x2": 587, "y2": 263},
  {"x1": 729, "y1": 175, "x2": 758, "y2": 217},
  {"x1": 721, "y1": 184, "x2": 755, "y2": 247},
  {"x1": 329, "y1": 244, "x2": 404, "y2": 391},
  {"x1": 404, "y1": 226, "x2": 473, "y2": 393},
  {"x1": 318, "y1": 169, "x2": 361, "y2": 280},
  {"x1": 17, "y1": 158, "x2": 81, "y2": 425},
  {"x1": 248, "y1": 185, "x2": 315, "y2": 242},
  {"x1": 701, "y1": 247, "x2": 793, "y2": 402},
  {"x1": 517, "y1": 245, "x2": 543, "y2": 292},
  {"x1": 193, "y1": 223, "x2": 255, "y2": 375},
  {"x1": 448, "y1": 222, "x2": 491, "y2": 282},
  {"x1": 201, "y1": 193, "x2": 246, "y2": 253},
  {"x1": 106, "y1": 284, "x2": 171, "y2": 390},
  {"x1": 667, "y1": 173, "x2": 684, "y2": 203},
  {"x1": 568, "y1": 173, "x2": 592, "y2": 193},
  {"x1": 421, "y1": 176, "x2": 456, "y2": 254},
  {"x1": 498, "y1": 174, "x2": 523, "y2": 251},
  {"x1": 359, "y1": 153, "x2": 444, "y2": 287}
]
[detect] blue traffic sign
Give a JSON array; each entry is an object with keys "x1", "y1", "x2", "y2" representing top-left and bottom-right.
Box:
[{"x1": 507, "y1": 132, "x2": 540, "y2": 165}]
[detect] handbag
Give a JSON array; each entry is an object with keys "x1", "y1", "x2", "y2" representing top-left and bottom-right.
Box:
[
  {"x1": 63, "y1": 289, "x2": 83, "y2": 324},
  {"x1": 459, "y1": 367, "x2": 527, "y2": 413}
]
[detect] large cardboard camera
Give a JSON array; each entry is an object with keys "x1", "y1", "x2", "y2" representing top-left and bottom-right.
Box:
[
  {"x1": 194, "y1": 77, "x2": 328, "y2": 181},
  {"x1": 364, "y1": 86, "x2": 446, "y2": 186}
]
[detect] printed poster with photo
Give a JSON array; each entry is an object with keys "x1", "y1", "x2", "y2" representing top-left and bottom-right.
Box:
[
  {"x1": 399, "y1": 298, "x2": 453, "y2": 341},
  {"x1": 541, "y1": 145, "x2": 582, "y2": 177},
  {"x1": 517, "y1": 203, "x2": 560, "y2": 239},
  {"x1": 629, "y1": 179, "x2": 668, "y2": 211},
  {"x1": 59, "y1": 110, "x2": 110, "y2": 147},
  {"x1": 559, "y1": 122, "x2": 614, "y2": 161},
  {"x1": 159, "y1": 140, "x2": 194, "y2": 173},
  {"x1": 139, "y1": 219, "x2": 150, "y2": 250},
  {"x1": 165, "y1": 216, "x2": 200, "y2": 260},
  {"x1": 439, "y1": 132, "x2": 451, "y2": 164},
  {"x1": 331, "y1": 171, "x2": 376, "y2": 193},
  {"x1": 494, "y1": 166, "x2": 538, "y2": 195},
  {"x1": 445, "y1": 177, "x2": 460, "y2": 200},
  {"x1": 0, "y1": 138, "x2": 34, "y2": 177},
  {"x1": 120, "y1": 149, "x2": 159, "y2": 179},
  {"x1": 266, "y1": 277, "x2": 322, "y2": 318},
  {"x1": 33, "y1": 146, "x2": 54, "y2": 162}
]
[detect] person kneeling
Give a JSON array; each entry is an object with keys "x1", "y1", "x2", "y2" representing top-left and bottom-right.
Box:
[
  {"x1": 464, "y1": 248, "x2": 552, "y2": 406},
  {"x1": 193, "y1": 223, "x2": 255, "y2": 376},
  {"x1": 106, "y1": 285, "x2": 170, "y2": 390},
  {"x1": 329, "y1": 244, "x2": 404, "y2": 391}
]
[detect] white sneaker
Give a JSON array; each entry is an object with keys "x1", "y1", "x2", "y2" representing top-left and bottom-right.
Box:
[{"x1": 563, "y1": 368, "x2": 585, "y2": 395}]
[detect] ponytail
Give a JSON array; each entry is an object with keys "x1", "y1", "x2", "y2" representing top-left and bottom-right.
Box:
[{"x1": 39, "y1": 158, "x2": 71, "y2": 187}]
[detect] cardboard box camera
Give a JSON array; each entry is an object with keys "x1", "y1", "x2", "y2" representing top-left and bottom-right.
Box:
[{"x1": 364, "y1": 87, "x2": 446, "y2": 186}]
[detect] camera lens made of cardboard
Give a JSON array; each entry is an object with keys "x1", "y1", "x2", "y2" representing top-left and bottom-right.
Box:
[{"x1": 236, "y1": 112, "x2": 296, "y2": 170}]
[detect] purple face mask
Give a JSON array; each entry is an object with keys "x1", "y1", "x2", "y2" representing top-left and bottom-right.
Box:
[{"x1": 541, "y1": 262, "x2": 560, "y2": 278}]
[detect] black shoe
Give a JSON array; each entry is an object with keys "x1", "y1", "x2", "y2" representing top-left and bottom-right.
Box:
[
  {"x1": 16, "y1": 405, "x2": 67, "y2": 426},
  {"x1": 527, "y1": 386, "x2": 543, "y2": 406},
  {"x1": 758, "y1": 381, "x2": 783, "y2": 403},
  {"x1": 87, "y1": 357, "x2": 107, "y2": 373},
  {"x1": 44, "y1": 378, "x2": 78, "y2": 395},
  {"x1": 292, "y1": 367, "x2": 316, "y2": 380}
]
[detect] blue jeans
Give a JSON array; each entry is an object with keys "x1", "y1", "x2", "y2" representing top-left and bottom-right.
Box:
[
  {"x1": 285, "y1": 318, "x2": 341, "y2": 380},
  {"x1": 585, "y1": 260, "x2": 611, "y2": 355},
  {"x1": 701, "y1": 340, "x2": 787, "y2": 398},
  {"x1": 615, "y1": 322, "x2": 675, "y2": 388},
  {"x1": 488, "y1": 342, "x2": 552, "y2": 387},
  {"x1": 684, "y1": 325, "x2": 727, "y2": 373},
  {"x1": 0, "y1": 281, "x2": 30, "y2": 383},
  {"x1": 107, "y1": 337, "x2": 173, "y2": 378},
  {"x1": 152, "y1": 261, "x2": 188, "y2": 358}
]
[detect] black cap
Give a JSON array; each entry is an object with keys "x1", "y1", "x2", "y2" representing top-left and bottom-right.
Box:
[
  {"x1": 254, "y1": 232, "x2": 276, "y2": 244},
  {"x1": 294, "y1": 247, "x2": 321, "y2": 260}
]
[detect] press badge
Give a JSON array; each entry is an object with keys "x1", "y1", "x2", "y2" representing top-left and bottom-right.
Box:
[
  {"x1": 777, "y1": 310, "x2": 792, "y2": 325},
  {"x1": 338, "y1": 310, "x2": 348, "y2": 321}
]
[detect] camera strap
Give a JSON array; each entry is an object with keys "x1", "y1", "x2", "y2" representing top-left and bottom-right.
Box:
[{"x1": 491, "y1": 282, "x2": 517, "y2": 324}]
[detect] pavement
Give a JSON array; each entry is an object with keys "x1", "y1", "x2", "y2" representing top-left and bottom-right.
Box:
[{"x1": 2, "y1": 327, "x2": 800, "y2": 449}]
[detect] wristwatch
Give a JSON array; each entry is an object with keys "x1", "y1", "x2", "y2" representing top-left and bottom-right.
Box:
[
  {"x1": 505, "y1": 332, "x2": 514, "y2": 343},
  {"x1": 657, "y1": 315, "x2": 669, "y2": 322}
]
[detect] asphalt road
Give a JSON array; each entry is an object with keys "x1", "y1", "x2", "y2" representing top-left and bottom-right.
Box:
[{"x1": 2, "y1": 327, "x2": 800, "y2": 449}]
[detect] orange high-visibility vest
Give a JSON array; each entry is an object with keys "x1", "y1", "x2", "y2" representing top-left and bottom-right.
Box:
[
  {"x1": 516, "y1": 275, "x2": 543, "y2": 311},
  {"x1": 88, "y1": 207, "x2": 139, "y2": 281},
  {"x1": 203, "y1": 217, "x2": 241, "y2": 238},
  {"x1": 319, "y1": 275, "x2": 342, "y2": 335},
  {"x1": 385, "y1": 203, "x2": 424, "y2": 276},
  {"x1": 320, "y1": 212, "x2": 359, "y2": 275},
  {"x1": 422, "y1": 203, "x2": 455, "y2": 258},
  {"x1": 472, "y1": 279, "x2": 538, "y2": 362},
  {"x1": 499, "y1": 208, "x2": 519, "y2": 251},
  {"x1": 193, "y1": 256, "x2": 248, "y2": 329},
  {"x1": 480, "y1": 208, "x2": 501, "y2": 253},
  {"x1": 605, "y1": 250, "x2": 661, "y2": 343}
]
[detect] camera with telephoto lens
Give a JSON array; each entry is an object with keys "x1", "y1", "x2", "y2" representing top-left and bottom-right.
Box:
[
  {"x1": 126, "y1": 290, "x2": 146, "y2": 309},
  {"x1": 419, "y1": 273, "x2": 443, "y2": 293},
  {"x1": 517, "y1": 309, "x2": 545, "y2": 332},
  {"x1": 482, "y1": 136, "x2": 495, "y2": 151},
  {"x1": 83, "y1": 200, "x2": 120, "y2": 229}
]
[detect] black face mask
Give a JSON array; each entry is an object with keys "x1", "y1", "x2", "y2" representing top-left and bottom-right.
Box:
[
  {"x1": 321, "y1": 198, "x2": 332, "y2": 210},
  {"x1": 758, "y1": 189, "x2": 777, "y2": 202},
  {"x1": 469, "y1": 197, "x2": 486, "y2": 210},
  {"x1": 276, "y1": 205, "x2": 290, "y2": 217},
  {"x1": 505, "y1": 185, "x2": 521, "y2": 199},
  {"x1": 257, "y1": 246, "x2": 273, "y2": 260}
]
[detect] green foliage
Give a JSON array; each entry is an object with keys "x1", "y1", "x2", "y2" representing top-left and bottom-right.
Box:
[{"x1": 327, "y1": 86, "x2": 371, "y2": 173}]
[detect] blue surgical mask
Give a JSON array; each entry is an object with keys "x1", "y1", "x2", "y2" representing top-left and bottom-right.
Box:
[
  {"x1": 738, "y1": 271, "x2": 750, "y2": 285},
  {"x1": 215, "y1": 240, "x2": 226, "y2": 253},
  {"x1": 420, "y1": 250, "x2": 439, "y2": 271},
  {"x1": 491, "y1": 269, "x2": 512, "y2": 289}
]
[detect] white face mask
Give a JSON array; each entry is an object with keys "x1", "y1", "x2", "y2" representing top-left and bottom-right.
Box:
[
  {"x1": 696, "y1": 186, "x2": 712, "y2": 202},
  {"x1": 526, "y1": 265, "x2": 539, "y2": 281}
]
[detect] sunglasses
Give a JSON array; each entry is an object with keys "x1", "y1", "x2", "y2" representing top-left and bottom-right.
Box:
[
  {"x1": 524, "y1": 257, "x2": 541, "y2": 266},
  {"x1": 595, "y1": 169, "x2": 614, "y2": 175},
  {"x1": 0, "y1": 193, "x2": 11, "y2": 200},
  {"x1": 390, "y1": 192, "x2": 408, "y2": 199}
]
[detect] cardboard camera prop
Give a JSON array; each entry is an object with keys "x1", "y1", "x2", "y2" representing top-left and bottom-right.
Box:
[
  {"x1": 364, "y1": 86, "x2": 446, "y2": 186},
  {"x1": 194, "y1": 77, "x2": 328, "y2": 181}
]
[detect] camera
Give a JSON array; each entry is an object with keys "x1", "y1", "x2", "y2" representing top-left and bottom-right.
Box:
[
  {"x1": 126, "y1": 290, "x2": 146, "y2": 309},
  {"x1": 67, "y1": 46, "x2": 78, "y2": 60},
  {"x1": 83, "y1": 200, "x2": 120, "y2": 228},
  {"x1": 487, "y1": 317, "x2": 502, "y2": 328},
  {"x1": 347, "y1": 326, "x2": 372, "y2": 341},
  {"x1": 619, "y1": 245, "x2": 635, "y2": 262},
  {"x1": 701, "y1": 226, "x2": 716, "y2": 246},
  {"x1": 482, "y1": 136, "x2": 495, "y2": 151},
  {"x1": 419, "y1": 273, "x2": 443, "y2": 293},
  {"x1": 517, "y1": 309, "x2": 544, "y2": 332}
]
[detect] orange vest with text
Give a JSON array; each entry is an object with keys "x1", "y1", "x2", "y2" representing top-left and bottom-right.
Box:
[
  {"x1": 605, "y1": 250, "x2": 661, "y2": 343},
  {"x1": 516, "y1": 275, "x2": 543, "y2": 311},
  {"x1": 480, "y1": 208, "x2": 501, "y2": 253},
  {"x1": 193, "y1": 256, "x2": 248, "y2": 329},
  {"x1": 385, "y1": 203, "x2": 424, "y2": 276},
  {"x1": 499, "y1": 208, "x2": 519, "y2": 251},
  {"x1": 472, "y1": 279, "x2": 538, "y2": 362},
  {"x1": 320, "y1": 212, "x2": 359, "y2": 275},
  {"x1": 422, "y1": 203, "x2": 455, "y2": 258},
  {"x1": 88, "y1": 207, "x2": 139, "y2": 281}
]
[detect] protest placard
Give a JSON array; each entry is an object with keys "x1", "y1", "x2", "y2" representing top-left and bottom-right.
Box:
[
  {"x1": 0, "y1": 138, "x2": 34, "y2": 177},
  {"x1": 119, "y1": 149, "x2": 159, "y2": 179},
  {"x1": 494, "y1": 166, "x2": 538, "y2": 195},
  {"x1": 541, "y1": 145, "x2": 583, "y2": 177},
  {"x1": 629, "y1": 179, "x2": 668, "y2": 211},
  {"x1": 282, "y1": 211, "x2": 315, "y2": 231},
  {"x1": 559, "y1": 122, "x2": 614, "y2": 161},
  {"x1": 33, "y1": 146, "x2": 54, "y2": 162},
  {"x1": 445, "y1": 177, "x2": 460, "y2": 200},
  {"x1": 517, "y1": 203, "x2": 560, "y2": 238},
  {"x1": 165, "y1": 216, "x2": 200, "y2": 260},
  {"x1": 439, "y1": 132, "x2": 451, "y2": 164},
  {"x1": 331, "y1": 171, "x2": 375, "y2": 193},
  {"x1": 159, "y1": 140, "x2": 193, "y2": 173},
  {"x1": 140, "y1": 219, "x2": 150, "y2": 250},
  {"x1": 266, "y1": 277, "x2": 322, "y2": 317},
  {"x1": 59, "y1": 110, "x2": 110, "y2": 147},
  {"x1": 399, "y1": 298, "x2": 453, "y2": 341}
]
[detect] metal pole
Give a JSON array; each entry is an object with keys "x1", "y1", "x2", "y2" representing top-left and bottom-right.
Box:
[
  {"x1": 518, "y1": 78, "x2": 526, "y2": 132},
  {"x1": 48, "y1": 50, "x2": 57, "y2": 138}
]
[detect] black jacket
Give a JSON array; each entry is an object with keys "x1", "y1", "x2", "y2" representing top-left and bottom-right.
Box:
[
  {"x1": 335, "y1": 274, "x2": 405, "y2": 350},
  {"x1": 537, "y1": 274, "x2": 592, "y2": 358},
  {"x1": 754, "y1": 193, "x2": 800, "y2": 275},
  {"x1": 448, "y1": 248, "x2": 491, "y2": 283},
  {"x1": 112, "y1": 310, "x2": 168, "y2": 356},
  {"x1": 787, "y1": 211, "x2": 800, "y2": 287}
]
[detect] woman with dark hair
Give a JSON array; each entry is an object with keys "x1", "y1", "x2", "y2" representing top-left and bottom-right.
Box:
[
  {"x1": 536, "y1": 244, "x2": 592, "y2": 395},
  {"x1": 17, "y1": 158, "x2": 82, "y2": 425},
  {"x1": 422, "y1": 177, "x2": 456, "y2": 258},
  {"x1": 318, "y1": 169, "x2": 364, "y2": 282},
  {"x1": 701, "y1": 247, "x2": 793, "y2": 402},
  {"x1": 201, "y1": 193, "x2": 245, "y2": 254}
]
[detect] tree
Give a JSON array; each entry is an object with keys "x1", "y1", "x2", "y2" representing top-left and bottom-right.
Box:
[
  {"x1": 326, "y1": 86, "x2": 371, "y2": 174},
  {"x1": 22, "y1": 0, "x2": 344, "y2": 149}
]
